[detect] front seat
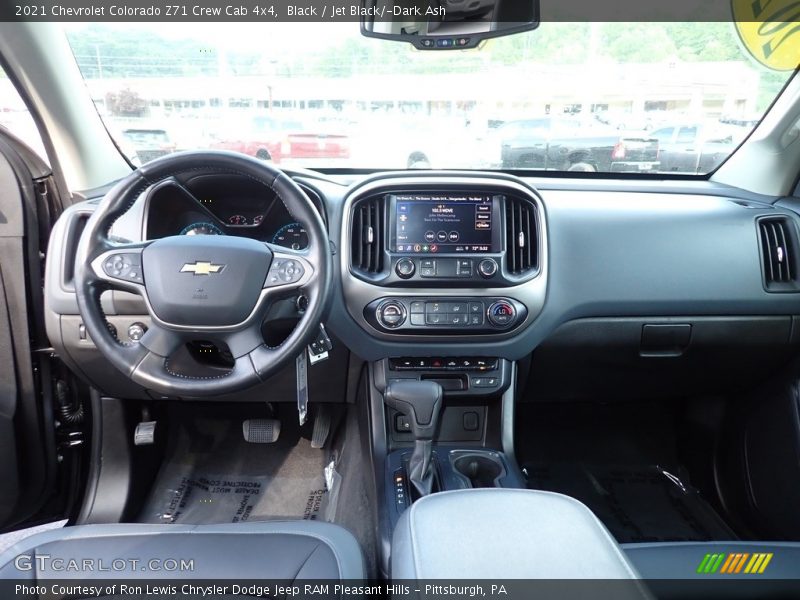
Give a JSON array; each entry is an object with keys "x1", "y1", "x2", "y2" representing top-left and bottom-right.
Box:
[{"x1": 0, "y1": 521, "x2": 365, "y2": 580}]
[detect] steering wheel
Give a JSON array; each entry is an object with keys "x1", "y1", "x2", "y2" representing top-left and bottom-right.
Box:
[{"x1": 74, "y1": 151, "x2": 332, "y2": 397}]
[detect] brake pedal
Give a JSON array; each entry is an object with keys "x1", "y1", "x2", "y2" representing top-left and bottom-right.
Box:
[{"x1": 243, "y1": 419, "x2": 280, "y2": 443}]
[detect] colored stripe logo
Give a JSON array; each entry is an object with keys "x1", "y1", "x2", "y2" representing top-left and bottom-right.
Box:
[{"x1": 697, "y1": 552, "x2": 773, "y2": 575}]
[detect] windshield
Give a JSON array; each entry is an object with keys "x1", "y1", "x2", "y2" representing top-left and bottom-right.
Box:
[{"x1": 63, "y1": 22, "x2": 793, "y2": 174}]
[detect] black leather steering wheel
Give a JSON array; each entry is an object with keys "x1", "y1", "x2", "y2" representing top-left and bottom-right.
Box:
[{"x1": 74, "y1": 151, "x2": 332, "y2": 397}]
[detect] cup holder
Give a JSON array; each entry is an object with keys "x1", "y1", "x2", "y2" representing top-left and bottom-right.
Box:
[{"x1": 452, "y1": 453, "x2": 504, "y2": 488}]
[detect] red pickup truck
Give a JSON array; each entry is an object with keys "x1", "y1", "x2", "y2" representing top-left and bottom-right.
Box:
[{"x1": 211, "y1": 115, "x2": 350, "y2": 164}]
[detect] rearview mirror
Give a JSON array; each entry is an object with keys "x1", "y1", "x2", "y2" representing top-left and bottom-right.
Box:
[{"x1": 360, "y1": 0, "x2": 539, "y2": 50}]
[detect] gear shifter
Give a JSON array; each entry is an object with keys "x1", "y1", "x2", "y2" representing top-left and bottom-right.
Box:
[{"x1": 384, "y1": 380, "x2": 443, "y2": 498}]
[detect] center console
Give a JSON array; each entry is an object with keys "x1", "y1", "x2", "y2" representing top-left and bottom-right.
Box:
[
  {"x1": 391, "y1": 489, "x2": 645, "y2": 581},
  {"x1": 345, "y1": 176, "x2": 548, "y2": 576},
  {"x1": 374, "y1": 361, "x2": 522, "y2": 535}
]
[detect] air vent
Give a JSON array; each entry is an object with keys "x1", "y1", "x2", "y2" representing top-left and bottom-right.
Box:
[
  {"x1": 351, "y1": 196, "x2": 386, "y2": 274},
  {"x1": 759, "y1": 217, "x2": 799, "y2": 291},
  {"x1": 505, "y1": 196, "x2": 537, "y2": 275}
]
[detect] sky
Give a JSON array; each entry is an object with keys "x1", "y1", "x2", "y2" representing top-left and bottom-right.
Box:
[{"x1": 61, "y1": 21, "x2": 357, "y2": 51}]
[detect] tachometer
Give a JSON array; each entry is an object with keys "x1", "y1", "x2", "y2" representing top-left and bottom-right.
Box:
[
  {"x1": 180, "y1": 222, "x2": 224, "y2": 236},
  {"x1": 271, "y1": 222, "x2": 308, "y2": 250}
]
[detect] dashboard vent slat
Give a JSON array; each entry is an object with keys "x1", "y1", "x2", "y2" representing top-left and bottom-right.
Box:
[
  {"x1": 759, "y1": 217, "x2": 798, "y2": 291},
  {"x1": 351, "y1": 196, "x2": 385, "y2": 275},
  {"x1": 504, "y1": 196, "x2": 538, "y2": 275}
]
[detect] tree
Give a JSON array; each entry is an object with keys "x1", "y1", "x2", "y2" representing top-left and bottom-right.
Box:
[{"x1": 105, "y1": 88, "x2": 147, "y2": 117}]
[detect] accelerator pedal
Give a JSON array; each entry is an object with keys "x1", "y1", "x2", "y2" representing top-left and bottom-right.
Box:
[
  {"x1": 243, "y1": 419, "x2": 280, "y2": 443},
  {"x1": 311, "y1": 405, "x2": 332, "y2": 449}
]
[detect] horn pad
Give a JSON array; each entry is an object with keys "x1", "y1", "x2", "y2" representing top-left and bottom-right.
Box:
[{"x1": 142, "y1": 236, "x2": 271, "y2": 327}]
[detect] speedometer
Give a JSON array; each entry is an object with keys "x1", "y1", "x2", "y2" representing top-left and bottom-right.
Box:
[
  {"x1": 180, "y1": 222, "x2": 224, "y2": 236},
  {"x1": 271, "y1": 222, "x2": 308, "y2": 250}
]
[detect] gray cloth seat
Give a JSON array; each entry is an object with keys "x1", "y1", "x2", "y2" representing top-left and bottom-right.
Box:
[{"x1": 0, "y1": 521, "x2": 365, "y2": 580}]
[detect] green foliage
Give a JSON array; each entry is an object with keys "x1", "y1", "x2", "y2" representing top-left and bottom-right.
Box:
[
  {"x1": 105, "y1": 88, "x2": 147, "y2": 116},
  {"x1": 67, "y1": 24, "x2": 219, "y2": 78}
]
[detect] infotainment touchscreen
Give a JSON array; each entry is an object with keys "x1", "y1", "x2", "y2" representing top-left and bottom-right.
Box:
[{"x1": 392, "y1": 194, "x2": 495, "y2": 253}]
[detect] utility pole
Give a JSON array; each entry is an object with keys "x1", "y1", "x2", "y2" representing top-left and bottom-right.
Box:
[{"x1": 94, "y1": 44, "x2": 103, "y2": 79}]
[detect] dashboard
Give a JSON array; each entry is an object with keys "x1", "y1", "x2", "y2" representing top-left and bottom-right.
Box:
[
  {"x1": 143, "y1": 173, "x2": 312, "y2": 249},
  {"x1": 42, "y1": 168, "x2": 800, "y2": 400}
]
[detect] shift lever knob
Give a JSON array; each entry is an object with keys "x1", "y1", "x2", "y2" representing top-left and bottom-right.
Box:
[
  {"x1": 385, "y1": 380, "x2": 444, "y2": 498},
  {"x1": 384, "y1": 380, "x2": 443, "y2": 440}
]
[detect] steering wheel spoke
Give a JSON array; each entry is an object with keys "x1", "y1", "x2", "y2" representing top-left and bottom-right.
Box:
[{"x1": 138, "y1": 322, "x2": 187, "y2": 358}]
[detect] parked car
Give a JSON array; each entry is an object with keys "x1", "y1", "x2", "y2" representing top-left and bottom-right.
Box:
[
  {"x1": 347, "y1": 115, "x2": 500, "y2": 169},
  {"x1": 650, "y1": 122, "x2": 747, "y2": 173},
  {"x1": 119, "y1": 128, "x2": 176, "y2": 165},
  {"x1": 210, "y1": 115, "x2": 350, "y2": 165},
  {"x1": 499, "y1": 117, "x2": 660, "y2": 172}
]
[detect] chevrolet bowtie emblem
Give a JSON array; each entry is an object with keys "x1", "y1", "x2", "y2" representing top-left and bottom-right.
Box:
[{"x1": 180, "y1": 261, "x2": 225, "y2": 276}]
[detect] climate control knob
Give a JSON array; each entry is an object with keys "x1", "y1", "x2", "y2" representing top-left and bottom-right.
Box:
[
  {"x1": 487, "y1": 300, "x2": 516, "y2": 328},
  {"x1": 478, "y1": 258, "x2": 498, "y2": 278},
  {"x1": 395, "y1": 258, "x2": 416, "y2": 279},
  {"x1": 377, "y1": 300, "x2": 407, "y2": 329}
]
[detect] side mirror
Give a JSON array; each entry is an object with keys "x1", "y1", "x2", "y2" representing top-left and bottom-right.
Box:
[{"x1": 360, "y1": 0, "x2": 539, "y2": 50}]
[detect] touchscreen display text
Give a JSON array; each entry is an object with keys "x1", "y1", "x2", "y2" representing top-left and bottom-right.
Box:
[{"x1": 393, "y1": 194, "x2": 494, "y2": 253}]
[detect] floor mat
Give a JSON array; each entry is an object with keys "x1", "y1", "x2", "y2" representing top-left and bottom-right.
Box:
[
  {"x1": 139, "y1": 417, "x2": 329, "y2": 524},
  {"x1": 516, "y1": 401, "x2": 737, "y2": 544},
  {"x1": 524, "y1": 462, "x2": 736, "y2": 543}
]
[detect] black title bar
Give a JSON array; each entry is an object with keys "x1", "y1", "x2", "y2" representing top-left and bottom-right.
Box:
[{"x1": 0, "y1": 0, "x2": 789, "y2": 22}]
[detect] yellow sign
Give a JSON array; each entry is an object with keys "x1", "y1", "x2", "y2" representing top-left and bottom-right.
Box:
[
  {"x1": 733, "y1": 0, "x2": 800, "y2": 71},
  {"x1": 180, "y1": 261, "x2": 225, "y2": 275}
]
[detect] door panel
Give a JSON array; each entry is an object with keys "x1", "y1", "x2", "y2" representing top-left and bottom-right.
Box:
[{"x1": 0, "y1": 132, "x2": 72, "y2": 531}]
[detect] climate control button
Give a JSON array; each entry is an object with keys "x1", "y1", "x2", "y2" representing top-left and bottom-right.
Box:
[{"x1": 487, "y1": 300, "x2": 516, "y2": 327}]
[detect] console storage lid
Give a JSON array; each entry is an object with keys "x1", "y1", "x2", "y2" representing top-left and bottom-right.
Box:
[{"x1": 391, "y1": 488, "x2": 647, "y2": 581}]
